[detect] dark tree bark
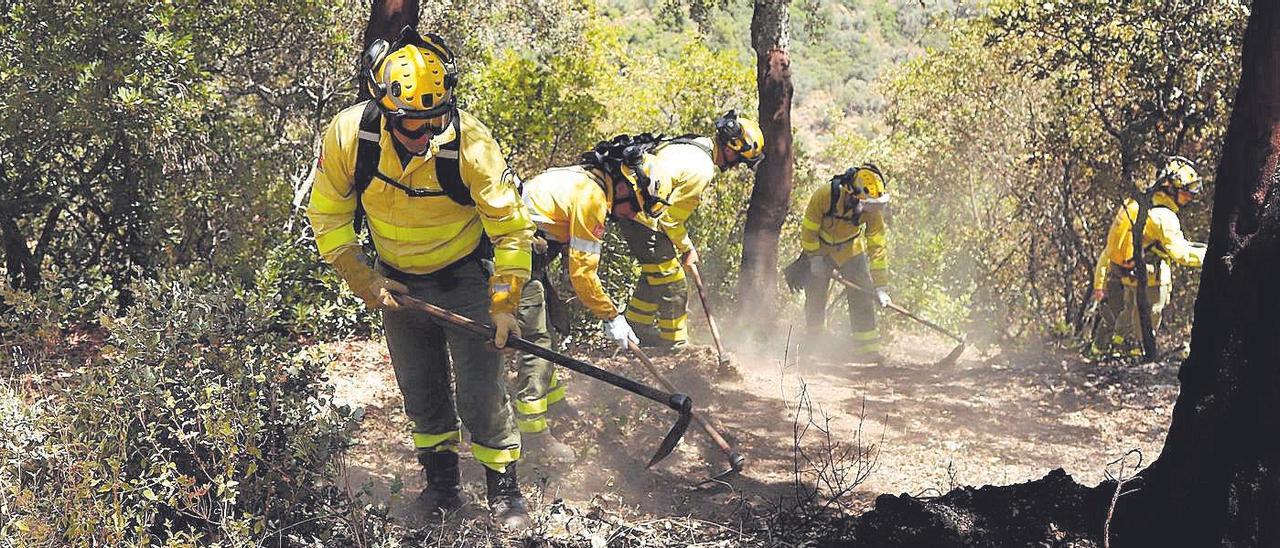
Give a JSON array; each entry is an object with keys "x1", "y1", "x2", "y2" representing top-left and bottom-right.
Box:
[
  {"x1": 1131, "y1": 189, "x2": 1160, "y2": 359},
  {"x1": 739, "y1": 0, "x2": 794, "y2": 309},
  {"x1": 357, "y1": 0, "x2": 420, "y2": 101},
  {"x1": 1112, "y1": 2, "x2": 1280, "y2": 544},
  {"x1": 0, "y1": 212, "x2": 39, "y2": 291}
]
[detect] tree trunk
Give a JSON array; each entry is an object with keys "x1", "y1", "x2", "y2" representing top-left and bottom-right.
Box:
[
  {"x1": 358, "y1": 0, "x2": 420, "y2": 101},
  {"x1": 739, "y1": 0, "x2": 793, "y2": 311},
  {"x1": 1112, "y1": 2, "x2": 1280, "y2": 544},
  {"x1": 0, "y1": 212, "x2": 39, "y2": 291},
  {"x1": 1130, "y1": 191, "x2": 1160, "y2": 359}
]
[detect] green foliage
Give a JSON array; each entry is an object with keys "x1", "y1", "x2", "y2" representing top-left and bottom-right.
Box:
[
  {"x1": 0, "y1": 274, "x2": 386, "y2": 546},
  {"x1": 864, "y1": 0, "x2": 1245, "y2": 343},
  {"x1": 463, "y1": 23, "x2": 612, "y2": 175},
  {"x1": 0, "y1": 0, "x2": 363, "y2": 294},
  {"x1": 250, "y1": 236, "x2": 377, "y2": 340}
]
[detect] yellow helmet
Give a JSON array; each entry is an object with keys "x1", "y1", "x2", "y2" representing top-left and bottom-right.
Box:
[
  {"x1": 715, "y1": 110, "x2": 765, "y2": 168},
  {"x1": 1157, "y1": 156, "x2": 1203, "y2": 195},
  {"x1": 362, "y1": 27, "x2": 458, "y2": 119},
  {"x1": 837, "y1": 163, "x2": 889, "y2": 204},
  {"x1": 620, "y1": 147, "x2": 671, "y2": 218}
]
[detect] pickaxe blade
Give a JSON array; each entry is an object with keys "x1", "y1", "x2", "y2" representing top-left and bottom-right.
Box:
[
  {"x1": 627, "y1": 343, "x2": 746, "y2": 480},
  {"x1": 936, "y1": 342, "x2": 966, "y2": 368},
  {"x1": 648, "y1": 393, "x2": 694, "y2": 468}
]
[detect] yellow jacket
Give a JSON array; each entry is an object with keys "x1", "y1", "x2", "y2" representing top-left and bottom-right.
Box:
[
  {"x1": 522, "y1": 166, "x2": 618, "y2": 320},
  {"x1": 1093, "y1": 193, "x2": 1204, "y2": 289},
  {"x1": 634, "y1": 138, "x2": 718, "y2": 255},
  {"x1": 800, "y1": 182, "x2": 889, "y2": 286},
  {"x1": 307, "y1": 103, "x2": 533, "y2": 281}
]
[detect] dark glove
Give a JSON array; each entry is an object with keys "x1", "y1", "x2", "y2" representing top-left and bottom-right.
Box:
[{"x1": 783, "y1": 255, "x2": 809, "y2": 293}]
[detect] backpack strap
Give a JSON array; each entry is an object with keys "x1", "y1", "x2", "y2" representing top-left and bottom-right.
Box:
[
  {"x1": 827, "y1": 178, "x2": 841, "y2": 218},
  {"x1": 433, "y1": 112, "x2": 475, "y2": 207},
  {"x1": 662, "y1": 134, "x2": 714, "y2": 158},
  {"x1": 351, "y1": 101, "x2": 384, "y2": 234},
  {"x1": 825, "y1": 178, "x2": 862, "y2": 225}
]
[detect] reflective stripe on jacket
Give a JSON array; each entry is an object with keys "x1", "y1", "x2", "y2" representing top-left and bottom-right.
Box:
[
  {"x1": 307, "y1": 102, "x2": 533, "y2": 280},
  {"x1": 634, "y1": 138, "x2": 717, "y2": 255},
  {"x1": 1092, "y1": 193, "x2": 1204, "y2": 289},
  {"x1": 522, "y1": 166, "x2": 618, "y2": 320},
  {"x1": 799, "y1": 182, "x2": 889, "y2": 286}
]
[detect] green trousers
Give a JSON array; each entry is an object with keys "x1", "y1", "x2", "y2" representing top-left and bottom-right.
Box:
[
  {"x1": 380, "y1": 259, "x2": 520, "y2": 472},
  {"x1": 1092, "y1": 263, "x2": 1170, "y2": 353},
  {"x1": 618, "y1": 219, "x2": 689, "y2": 347},
  {"x1": 513, "y1": 278, "x2": 567, "y2": 433},
  {"x1": 803, "y1": 254, "x2": 881, "y2": 356}
]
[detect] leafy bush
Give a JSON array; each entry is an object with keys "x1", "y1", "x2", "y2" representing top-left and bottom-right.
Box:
[
  {"x1": 0, "y1": 274, "x2": 387, "y2": 546},
  {"x1": 250, "y1": 234, "x2": 377, "y2": 340}
]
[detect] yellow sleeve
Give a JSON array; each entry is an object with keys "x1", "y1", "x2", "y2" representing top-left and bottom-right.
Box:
[
  {"x1": 459, "y1": 113, "x2": 534, "y2": 281},
  {"x1": 1151, "y1": 208, "x2": 1205, "y2": 268},
  {"x1": 653, "y1": 155, "x2": 716, "y2": 256},
  {"x1": 306, "y1": 113, "x2": 359, "y2": 264},
  {"x1": 863, "y1": 208, "x2": 889, "y2": 286},
  {"x1": 566, "y1": 201, "x2": 617, "y2": 320},
  {"x1": 1093, "y1": 245, "x2": 1111, "y2": 290},
  {"x1": 800, "y1": 187, "x2": 827, "y2": 253}
]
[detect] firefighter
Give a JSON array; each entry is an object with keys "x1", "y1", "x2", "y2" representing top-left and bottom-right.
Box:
[
  {"x1": 512, "y1": 149, "x2": 668, "y2": 464},
  {"x1": 618, "y1": 111, "x2": 765, "y2": 351},
  {"x1": 1090, "y1": 156, "x2": 1207, "y2": 357},
  {"x1": 306, "y1": 28, "x2": 534, "y2": 530},
  {"x1": 790, "y1": 164, "x2": 891, "y2": 363}
]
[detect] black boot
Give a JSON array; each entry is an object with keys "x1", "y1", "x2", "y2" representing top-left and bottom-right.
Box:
[
  {"x1": 485, "y1": 463, "x2": 531, "y2": 532},
  {"x1": 415, "y1": 450, "x2": 467, "y2": 517}
]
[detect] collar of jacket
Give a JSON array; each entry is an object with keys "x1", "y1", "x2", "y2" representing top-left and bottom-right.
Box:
[
  {"x1": 1152, "y1": 190, "x2": 1181, "y2": 213},
  {"x1": 381, "y1": 116, "x2": 458, "y2": 173}
]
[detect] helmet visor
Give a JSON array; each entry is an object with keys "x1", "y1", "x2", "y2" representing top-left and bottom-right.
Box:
[{"x1": 382, "y1": 97, "x2": 455, "y2": 120}]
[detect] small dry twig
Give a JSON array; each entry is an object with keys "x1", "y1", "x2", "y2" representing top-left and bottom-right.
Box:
[{"x1": 1103, "y1": 448, "x2": 1144, "y2": 548}]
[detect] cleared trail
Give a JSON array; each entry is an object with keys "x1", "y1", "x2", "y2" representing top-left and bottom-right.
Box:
[{"x1": 323, "y1": 328, "x2": 1177, "y2": 527}]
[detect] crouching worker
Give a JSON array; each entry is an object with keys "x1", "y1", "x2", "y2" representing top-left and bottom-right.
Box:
[
  {"x1": 1089, "y1": 156, "x2": 1206, "y2": 358},
  {"x1": 306, "y1": 27, "x2": 535, "y2": 530},
  {"x1": 510, "y1": 146, "x2": 671, "y2": 465},
  {"x1": 618, "y1": 111, "x2": 765, "y2": 352},
  {"x1": 785, "y1": 164, "x2": 892, "y2": 364}
]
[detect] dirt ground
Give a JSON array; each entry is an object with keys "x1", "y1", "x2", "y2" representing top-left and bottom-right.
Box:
[{"x1": 321, "y1": 323, "x2": 1179, "y2": 535}]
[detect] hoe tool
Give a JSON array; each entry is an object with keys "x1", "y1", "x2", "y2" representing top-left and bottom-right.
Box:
[
  {"x1": 829, "y1": 270, "x2": 967, "y2": 367},
  {"x1": 626, "y1": 342, "x2": 745, "y2": 481},
  {"x1": 395, "y1": 294, "x2": 693, "y2": 468},
  {"x1": 685, "y1": 264, "x2": 732, "y2": 370}
]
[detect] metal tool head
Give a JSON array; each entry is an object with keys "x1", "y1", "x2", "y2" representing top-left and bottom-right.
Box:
[
  {"x1": 692, "y1": 450, "x2": 747, "y2": 487},
  {"x1": 714, "y1": 354, "x2": 739, "y2": 380},
  {"x1": 935, "y1": 343, "x2": 966, "y2": 368},
  {"x1": 647, "y1": 393, "x2": 694, "y2": 468},
  {"x1": 711, "y1": 450, "x2": 746, "y2": 480}
]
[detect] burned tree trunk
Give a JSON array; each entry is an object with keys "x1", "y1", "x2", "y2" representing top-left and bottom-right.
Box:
[
  {"x1": 739, "y1": 0, "x2": 794, "y2": 309},
  {"x1": 1111, "y1": 1, "x2": 1280, "y2": 544},
  {"x1": 1130, "y1": 189, "x2": 1160, "y2": 360},
  {"x1": 357, "y1": 0, "x2": 420, "y2": 101}
]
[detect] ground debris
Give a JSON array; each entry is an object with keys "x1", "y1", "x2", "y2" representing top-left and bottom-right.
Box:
[{"x1": 401, "y1": 496, "x2": 763, "y2": 547}]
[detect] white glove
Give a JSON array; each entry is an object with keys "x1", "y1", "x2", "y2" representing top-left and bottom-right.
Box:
[
  {"x1": 604, "y1": 314, "x2": 639, "y2": 350},
  {"x1": 808, "y1": 255, "x2": 830, "y2": 277},
  {"x1": 875, "y1": 287, "x2": 893, "y2": 308}
]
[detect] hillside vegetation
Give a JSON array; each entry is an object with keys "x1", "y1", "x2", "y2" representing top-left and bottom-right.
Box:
[{"x1": 0, "y1": 0, "x2": 1248, "y2": 544}]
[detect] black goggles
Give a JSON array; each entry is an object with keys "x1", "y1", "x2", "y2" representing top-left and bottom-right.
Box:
[
  {"x1": 381, "y1": 98, "x2": 454, "y2": 121},
  {"x1": 386, "y1": 108, "x2": 453, "y2": 139}
]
